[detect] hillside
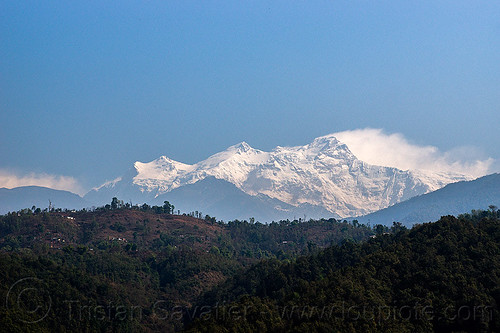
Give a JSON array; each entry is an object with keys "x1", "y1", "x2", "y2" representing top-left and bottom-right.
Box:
[
  {"x1": 2, "y1": 203, "x2": 499, "y2": 332},
  {"x1": 187, "y1": 212, "x2": 500, "y2": 332},
  {"x1": 0, "y1": 205, "x2": 373, "y2": 332},
  {"x1": 356, "y1": 173, "x2": 500, "y2": 226}
]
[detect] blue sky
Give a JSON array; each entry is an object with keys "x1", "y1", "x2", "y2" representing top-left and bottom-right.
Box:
[{"x1": 1, "y1": 1, "x2": 499, "y2": 194}]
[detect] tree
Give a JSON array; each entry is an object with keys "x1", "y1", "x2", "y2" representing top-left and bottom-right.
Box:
[
  {"x1": 374, "y1": 224, "x2": 387, "y2": 235},
  {"x1": 111, "y1": 197, "x2": 119, "y2": 209},
  {"x1": 391, "y1": 221, "x2": 407, "y2": 234},
  {"x1": 163, "y1": 201, "x2": 172, "y2": 214}
]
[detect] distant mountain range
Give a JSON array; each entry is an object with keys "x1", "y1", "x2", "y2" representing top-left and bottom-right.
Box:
[
  {"x1": 3, "y1": 135, "x2": 494, "y2": 222},
  {"x1": 0, "y1": 186, "x2": 90, "y2": 214},
  {"x1": 84, "y1": 134, "x2": 470, "y2": 219},
  {"x1": 154, "y1": 176, "x2": 333, "y2": 221},
  {"x1": 355, "y1": 173, "x2": 500, "y2": 227}
]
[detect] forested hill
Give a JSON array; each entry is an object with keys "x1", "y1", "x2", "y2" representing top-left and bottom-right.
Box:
[
  {"x1": 0, "y1": 204, "x2": 372, "y2": 332},
  {"x1": 187, "y1": 210, "x2": 500, "y2": 332},
  {"x1": 2, "y1": 204, "x2": 499, "y2": 332}
]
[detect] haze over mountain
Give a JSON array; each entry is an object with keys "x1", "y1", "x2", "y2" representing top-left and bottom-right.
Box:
[
  {"x1": 155, "y1": 176, "x2": 333, "y2": 222},
  {"x1": 85, "y1": 134, "x2": 471, "y2": 220}
]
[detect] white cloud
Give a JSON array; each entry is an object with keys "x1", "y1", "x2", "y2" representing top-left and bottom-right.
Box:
[
  {"x1": 333, "y1": 128, "x2": 494, "y2": 178},
  {"x1": 0, "y1": 170, "x2": 84, "y2": 196}
]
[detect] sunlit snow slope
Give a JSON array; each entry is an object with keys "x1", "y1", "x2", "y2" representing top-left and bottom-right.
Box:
[{"x1": 85, "y1": 135, "x2": 471, "y2": 218}]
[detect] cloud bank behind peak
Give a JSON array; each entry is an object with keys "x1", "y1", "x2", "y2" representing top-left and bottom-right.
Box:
[
  {"x1": 333, "y1": 128, "x2": 494, "y2": 179},
  {"x1": 0, "y1": 170, "x2": 84, "y2": 196}
]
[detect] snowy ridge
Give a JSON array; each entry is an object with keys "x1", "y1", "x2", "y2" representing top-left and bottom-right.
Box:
[
  {"x1": 87, "y1": 134, "x2": 472, "y2": 218},
  {"x1": 132, "y1": 142, "x2": 271, "y2": 195},
  {"x1": 91, "y1": 177, "x2": 122, "y2": 191}
]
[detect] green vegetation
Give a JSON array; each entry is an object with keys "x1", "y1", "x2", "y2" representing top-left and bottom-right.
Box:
[
  {"x1": 187, "y1": 210, "x2": 500, "y2": 332},
  {"x1": 0, "y1": 199, "x2": 373, "y2": 332},
  {"x1": 1, "y1": 199, "x2": 498, "y2": 332}
]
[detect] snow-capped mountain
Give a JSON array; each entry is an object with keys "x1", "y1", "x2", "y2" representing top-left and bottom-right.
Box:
[{"x1": 85, "y1": 134, "x2": 472, "y2": 218}]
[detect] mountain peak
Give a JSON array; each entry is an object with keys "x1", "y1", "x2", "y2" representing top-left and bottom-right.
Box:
[
  {"x1": 157, "y1": 155, "x2": 172, "y2": 162},
  {"x1": 228, "y1": 141, "x2": 252, "y2": 153},
  {"x1": 308, "y1": 134, "x2": 356, "y2": 160},
  {"x1": 88, "y1": 134, "x2": 470, "y2": 218},
  {"x1": 310, "y1": 134, "x2": 342, "y2": 148}
]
